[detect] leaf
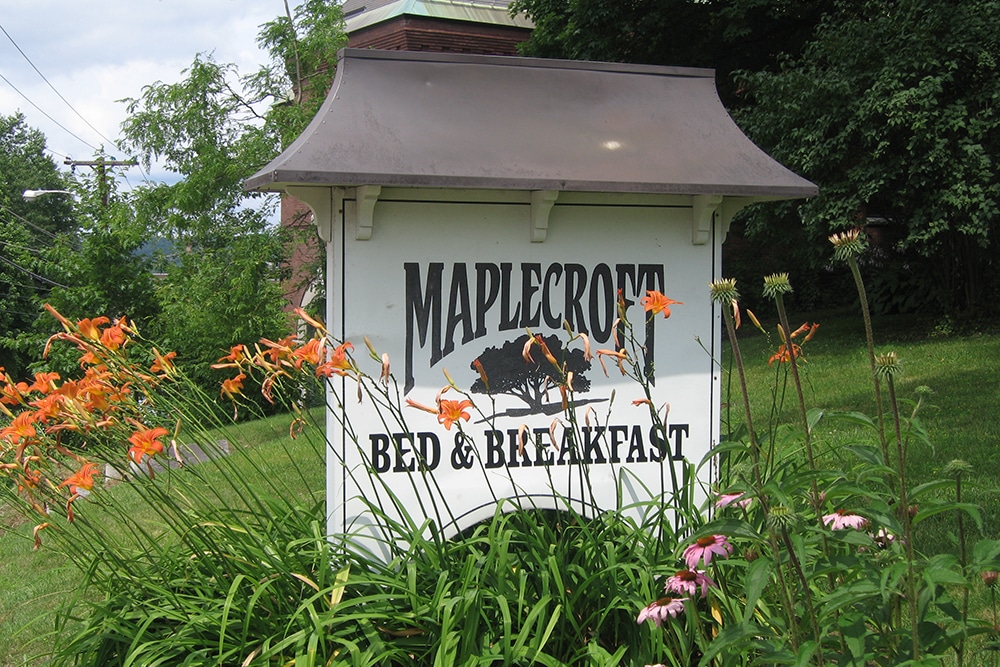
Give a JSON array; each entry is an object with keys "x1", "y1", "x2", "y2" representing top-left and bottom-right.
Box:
[
  {"x1": 824, "y1": 410, "x2": 876, "y2": 429},
  {"x1": 972, "y1": 539, "x2": 1000, "y2": 566},
  {"x1": 742, "y1": 557, "x2": 771, "y2": 624},
  {"x1": 842, "y1": 444, "x2": 886, "y2": 467},
  {"x1": 806, "y1": 407, "x2": 825, "y2": 433},
  {"x1": 913, "y1": 502, "x2": 982, "y2": 531},
  {"x1": 698, "y1": 622, "x2": 761, "y2": 666},
  {"x1": 690, "y1": 518, "x2": 762, "y2": 542},
  {"x1": 329, "y1": 565, "x2": 350, "y2": 609}
]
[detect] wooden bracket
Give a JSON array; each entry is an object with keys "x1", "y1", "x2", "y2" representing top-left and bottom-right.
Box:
[
  {"x1": 355, "y1": 185, "x2": 381, "y2": 241},
  {"x1": 285, "y1": 186, "x2": 334, "y2": 243},
  {"x1": 692, "y1": 194, "x2": 723, "y2": 245},
  {"x1": 530, "y1": 190, "x2": 559, "y2": 243}
]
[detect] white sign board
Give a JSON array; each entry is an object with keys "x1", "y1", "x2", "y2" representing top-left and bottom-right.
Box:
[{"x1": 325, "y1": 189, "x2": 721, "y2": 556}]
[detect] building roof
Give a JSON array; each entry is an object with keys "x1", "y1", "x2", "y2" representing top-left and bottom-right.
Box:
[
  {"x1": 342, "y1": 0, "x2": 532, "y2": 32},
  {"x1": 245, "y1": 49, "x2": 817, "y2": 198}
]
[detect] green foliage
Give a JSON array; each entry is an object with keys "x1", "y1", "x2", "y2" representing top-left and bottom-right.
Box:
[
  {"x1": 3, "y1": 289, "x2": 1000, "y2": 665},
  {"x1": 151, "y1": 230, "x2": 291, "y2": 408},
  {"x1": 0, "y1": 112, "x2": 76, "y2": 376},
  {"x1": 252, "y1": 0, "x2": 347, "y2": 147},
  {"x1": 511, "y1": 0, "x2": 833, "y2": 103},
  {"x1": 735, "y1": 0, "x2": 1000, "y2": 315},
  {"x1": 121, "y1": 56, "x2": 280, "y2": 248}
]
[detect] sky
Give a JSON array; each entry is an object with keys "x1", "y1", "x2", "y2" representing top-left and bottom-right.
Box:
[{"x1": 0, "y1": 0, "x2": 289, "y2": 188}]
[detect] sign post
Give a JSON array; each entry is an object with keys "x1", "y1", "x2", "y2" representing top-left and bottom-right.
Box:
[{"x1": 246, "y1": 50, "x2": 816, "y2": 556}]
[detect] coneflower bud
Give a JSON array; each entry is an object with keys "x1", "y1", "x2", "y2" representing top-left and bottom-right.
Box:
[
  {"x1": 762, "y1": 273, "x2": 792, "y2": 299},
  {"x1": 942, "y1": 459, "x2": 973, "y2": 478},
  {"x1": 982, "y1": 570, "x2": 999, "y2": 587},
  {"x1": 874, "y1": 351, "x2": 901, "y2": 379},
  {"x1": 829, "y1": 228, "x2": 865, "y2": 262},
  {"x1": 766, "y1": 504, "x2": 797, "y2": 531},
  {"x1": 709, "y1": 278, "x2": 739, "y2": 305}
]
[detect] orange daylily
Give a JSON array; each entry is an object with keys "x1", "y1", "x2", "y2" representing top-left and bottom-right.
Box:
[
  {"x1": 405, "y1": 397, "x2": 439, "y2": 415},
  {"x1": 522, "y1": 334, "x2": 559, "y2": 368},
  {"x1": 291, "y1": 339, "x2": 323, "y2": 369},
  {"x1": 316, "y1": 342, "x2": 354, "y2": 378},
  {"x1": 128, "y1": 426, "x2": 169, "y2": 463},
  {"x1": 76, "y1": 316, "x2": 110, "y2": 341},
  {"x1": 438, "y1": 399, "x2": 473, "y2": 431},
  {"x1": 61, "y1": 462, "x2": 99, "y2": 495},
  {"x1": 221, "y1": 373, "x2": 246, "y2": 400},
  {"x1": 294, "y1": 307, "x2": 327, "y2": 333},
  {"x1": 1, "y1": 380, "x2": 29, "y2": 406},
  {"x1": 212, "y1": 344, "x2": 247, "y2": 369},
  {"x1": 150, "y1": 349, "x2": 177, "y2": 376},
  {"x1": 768, "y1": 343, "x2": 803, "y2": 366},
  {"x1": 29, "y1": 372, "x2": 60, "y2": 394},
  {"x1": 29, "y1": 393, "x2": 64, "y2": 423},
  {"x1": 596, "y1": 348, "x2": 629, "y2": 377},
  {"x1": 260, "y1": 335, "x2": 298, "y2": 365},
  {"x1": 640, "y1": 291, "x2": 683, "y2": 319},
  {"x1": 1, "y1": 411, "x2": 37, "y2": 445},
  {"x1": 99, "y1": 321, "x2": 127, "y2": 350}
]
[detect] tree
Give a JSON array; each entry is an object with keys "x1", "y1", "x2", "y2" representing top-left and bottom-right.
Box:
[
  {"x1": 0, "y1": 113, "x2": 76, "y2": 377},
  {"x1": 510, "y1": 0, "x2": 835, "y2": 104},
  {"x1": 470, "y1": 334, "x2": 592, "y2": 416},
  {"x1": 115, "y1": 1, "x2": 347, "y2": 398},
  {"x1": 734, "y1": 0, "x2": 1000, "y2": 315}
]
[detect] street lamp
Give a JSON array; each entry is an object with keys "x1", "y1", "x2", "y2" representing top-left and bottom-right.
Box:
[{"x1": 22, "y1": 189, "x2": 77, "y2": 201}]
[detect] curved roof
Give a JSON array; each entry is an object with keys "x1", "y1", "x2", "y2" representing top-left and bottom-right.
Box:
[{"x1": 245, "y1": 49, "x2": 817, "y2": 198}]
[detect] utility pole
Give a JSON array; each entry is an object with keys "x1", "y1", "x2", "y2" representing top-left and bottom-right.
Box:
[{"x1": 64, "y1": 156, "x2": 138, "y2": 208}]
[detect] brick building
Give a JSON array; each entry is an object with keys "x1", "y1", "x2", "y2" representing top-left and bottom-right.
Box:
[{"x1": 282, "y1": 0, "x2": 533, "y2": 311}]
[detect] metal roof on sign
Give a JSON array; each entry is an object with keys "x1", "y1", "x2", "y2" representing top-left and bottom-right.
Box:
[{"x1": 245, "y1": 49, "x2": 818, "y2": 198}]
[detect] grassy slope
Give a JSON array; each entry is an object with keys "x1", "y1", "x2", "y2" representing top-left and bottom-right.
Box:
[
  {"x1": 0, "y1": 408, "x2": 325, "y2": 666},
  {"x1": 728, "y1": 309, "x2": 1000, "y2": 554}
]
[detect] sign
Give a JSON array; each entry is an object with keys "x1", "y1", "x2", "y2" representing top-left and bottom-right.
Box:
[{"x1": 326, "y1": 189, "x2": 721, "y2": 556}]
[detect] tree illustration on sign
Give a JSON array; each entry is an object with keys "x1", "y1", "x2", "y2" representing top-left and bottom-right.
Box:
[{"x1": 470, "y1": 333, "x2": 592, "y2": 417}]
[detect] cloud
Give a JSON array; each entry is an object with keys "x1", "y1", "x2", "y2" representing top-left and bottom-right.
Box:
[{"x1": 0, "y1": 0, "x2": 282, "y2": 181}]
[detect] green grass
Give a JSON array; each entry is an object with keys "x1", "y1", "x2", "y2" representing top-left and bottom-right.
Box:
[
  {"x1": 725, "y1": 308, "x2": 1000, "y2": 553},
  {"x1": 0, "y1": 407, "x2": 325, "y2": 666}
]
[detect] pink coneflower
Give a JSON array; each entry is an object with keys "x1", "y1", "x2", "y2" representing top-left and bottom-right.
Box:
[
  {"x1": 683, "y1": 534, "x2": 733, "y2": 570},
  {"x1": 665, "y1": 569, "x2": 715, "y2": 598},
  {"x1": 715, "y1": 492, "x2": 751, "y2": 510},
  {"x1": 637, "y1": 597, "x2": 687, "y2": 626},
  {"x1": 823, "y1": 510, "x2": 868, "y2": 530}
]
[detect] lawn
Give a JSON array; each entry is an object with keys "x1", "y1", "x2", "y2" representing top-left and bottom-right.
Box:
[
  {"x1": 0, "y1": 408, "x2": 326, "y2": 666},
  {"x1": 727, "y1": 308, "x2": 1000, "y2": 554}
]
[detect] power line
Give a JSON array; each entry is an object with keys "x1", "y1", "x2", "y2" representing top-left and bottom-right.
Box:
[
  {"x1": 0, "y1": 206, "x2": 60, "y2": 240},
  {"x1": 0, "y1": 237, "x2": 59, "y2": 256},
  {"x1": 0, "y1": 70, "x2": 100, "y2": 153},
  {"x1": 0, "y1": 252, "x2": 69, "y2": 288},
  {"x1": 0, "y1": 22, "x2": 119, "y2": 150}
]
